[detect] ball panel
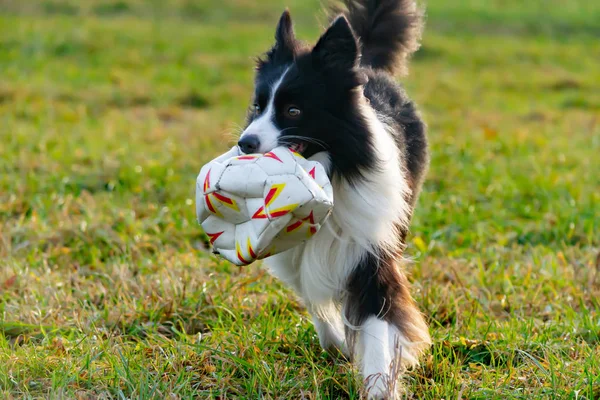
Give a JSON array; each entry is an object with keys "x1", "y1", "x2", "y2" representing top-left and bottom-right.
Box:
[
  {"x1": 269, "y1": 234, "x2": 306, "y2": 254},
  {"x1": 196, "y1": 187, "x2": 211, "y2": 224},
  {"x1": 196, "y1": 162, "x2": 226, "y2": 223},
  {"x1": 218, "y1": 163, "x2": 267, "y2": 198},
  {"x1": 255, "y1": 147, "x2": 297, "y2": 175},
  {"x1": 245, "y1": 197, "x2": 271, "y2": 237},
  {"x1": 295, "y1": 199, "x2": 333, "y2": 224},
  {"x1": 256, "y1": 212, "x2": 294, "y2": 254},
  {"x1": 282, "y1": 216, "x2": 320, "y2": 242},
  {"x1": 217, "y1": 249, "x2": 242, "y2": 266},
  {"x1": 233, "y1": 221, "x2": 261, "y2": 265},
  {"x1": 205, "y1": 190, "x2": 248, "y2": 224},
  {"x1": 202, "y1": 215, "x2": 236, "y2": 250},
  {"x1": 257, "y1": 246, "x2": 277, "y2": 259},
  {"x1": 198, "y1": 162, "x2": 227, "y2": 195},
  {"x1": 305, "y1": 161, "x2": 331, "y2": 189},
  {"x1": 289, "y1": 163, "x2": 332, "y2": 221},
  {"x1": 263, "y1": 175, "x2": 312, "y2": 221}
]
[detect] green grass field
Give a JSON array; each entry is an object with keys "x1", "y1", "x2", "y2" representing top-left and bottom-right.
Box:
[{"x1": 1, "y1": 0, "x2": 599, "y2": 398}]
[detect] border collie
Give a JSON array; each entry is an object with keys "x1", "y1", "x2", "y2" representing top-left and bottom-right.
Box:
[{"x1": 237, "y1": 0, "x2": 430, "y2": 397}]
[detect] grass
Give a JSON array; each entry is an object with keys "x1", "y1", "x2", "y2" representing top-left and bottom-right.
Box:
[{"x1": 1, "y1": 0, "x2": 599, "y2": 398}]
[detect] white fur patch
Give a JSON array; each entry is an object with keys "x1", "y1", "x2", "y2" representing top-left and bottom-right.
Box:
[
  {"x1": 240, "y1": 66, "x2": 291, "y2": 153},
  {"x1": 359, "y1": 316, "x2": 425, "y2": 399},
  {"x1": 309, "y1": 301, "x2": 348, "y2": 356},
  {"x1": 360, "y1": 316, "x2": 393, "y2": 397}
]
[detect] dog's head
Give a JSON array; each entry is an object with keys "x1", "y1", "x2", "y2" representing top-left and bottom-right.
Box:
[{"x1": 238, "y1": 11, "x2": 372, "y2": 176}]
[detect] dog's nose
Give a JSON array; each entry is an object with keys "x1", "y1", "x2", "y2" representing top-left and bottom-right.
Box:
[{"x1": 238, "y1": 135, "x2": 260, "y2": 154}]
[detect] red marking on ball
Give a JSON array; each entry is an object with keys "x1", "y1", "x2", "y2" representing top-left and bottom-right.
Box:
[
  {"x1": 206, "y1": 231, "x2": 224, "y2": 245},
  {"x1": 264, "y1": 152, "x2": 283, "y2": 163}
]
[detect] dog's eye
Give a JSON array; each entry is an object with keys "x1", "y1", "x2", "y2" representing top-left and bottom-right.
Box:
[
  {"x1": 286, "y1": 106, "x2": 302, "y2": 119},
  {"x1": 253, "y1": 104, "x2": 261, "y2": 114}
]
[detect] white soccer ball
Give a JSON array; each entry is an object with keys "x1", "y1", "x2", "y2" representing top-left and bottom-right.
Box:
[{"x1": 196, "y1": 146, "x2": 333, "y2": 266}]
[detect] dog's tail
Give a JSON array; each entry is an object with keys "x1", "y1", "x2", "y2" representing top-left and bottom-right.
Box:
[{"x1": 331, "y1": 0, "x2": 424, "y2": 75}]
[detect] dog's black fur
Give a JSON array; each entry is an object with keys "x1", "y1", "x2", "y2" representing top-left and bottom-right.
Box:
[{"x1": 249, "y1": 1, "x2": 428, "y2": 190}]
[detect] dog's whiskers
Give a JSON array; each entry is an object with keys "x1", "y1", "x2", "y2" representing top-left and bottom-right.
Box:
[
  {"x1": 276, "y1": 129, "x2": 328, "y2": 150},
  {"x1": 221, "y1": 122, "x2": 246, "y2": 144},
  {"x1": 284, "y1": 135, "x2": 328, "y2": 148}
]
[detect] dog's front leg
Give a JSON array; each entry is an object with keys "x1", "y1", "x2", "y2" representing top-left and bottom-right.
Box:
[
  {"x1": 344, "y1": 253, "x2": 431, "y2": 399},
  {"x1": 308, "y1": 303, "x2": 349, "y2": 357}
]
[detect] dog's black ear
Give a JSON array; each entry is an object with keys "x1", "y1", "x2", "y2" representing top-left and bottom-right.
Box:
[
  {"x1": 258, "y1": 10, "x2": 296, "y2": 68},
  {"x1": 312, "y1": 16, "x2": 358, "y2": 71},
  {"x1": 264, "y1": 10, "x2": 296, "y2": 64},
  {"x1": 276, "y1": 9, "x2": 295, "y2": 50}
]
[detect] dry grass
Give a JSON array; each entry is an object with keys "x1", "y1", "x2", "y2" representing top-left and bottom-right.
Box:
[{"x1": 1, "y1": 0, "x2": 599, "y2": 398}]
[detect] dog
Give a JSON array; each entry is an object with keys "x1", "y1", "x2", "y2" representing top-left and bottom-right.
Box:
[{"x1": 236, "y1": 0, "x2": 430, "y2": 397}]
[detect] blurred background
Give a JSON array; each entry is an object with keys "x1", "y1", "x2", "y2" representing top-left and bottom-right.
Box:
[{"x1": 0, "y1": 0, "x2": 599, "y2": 398}]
